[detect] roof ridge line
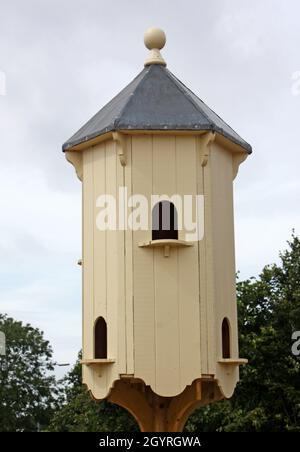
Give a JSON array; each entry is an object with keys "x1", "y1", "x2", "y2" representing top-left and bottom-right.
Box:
[
  {"x1": 164, "y1": 68, "x2": 213, "y2": 128},
  {"x1": 62, "y1": 68, "x2": 147, "y2": 150},
  {"x1": 166, "y1": 69, "x2": 250, "y2": 145},
  {"x1": 114, "y1": 66, "x2": 151, "y2": 129}
]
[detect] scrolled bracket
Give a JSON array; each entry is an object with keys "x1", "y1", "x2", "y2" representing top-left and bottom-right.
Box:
[
  {"x1": 65, "y1": 151, "x2": 83, "y2": 181},
  {"x1": 197, "y1": 131, "x2": 216, "y2": 167},
  {"x1": 112, "y1": 132, "x2": 127, "y2": 166},
  {"x1": 232, "y1": 152, "x2": 248, "y2": 180}
]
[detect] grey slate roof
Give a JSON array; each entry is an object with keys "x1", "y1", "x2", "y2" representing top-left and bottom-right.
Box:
[{"x1": 62, "y1": 65, "x2": 252, "y2": 153}]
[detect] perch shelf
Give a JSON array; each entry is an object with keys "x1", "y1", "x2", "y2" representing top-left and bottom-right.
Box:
[
  {"x1": 138, "y1": 239, "x2": 193, "y2": 257},
  {"x1": 218, "y1": 358, "x2": 248, "y2": 365},
  {"x1": 81, "y1": 359, "x2": 115, "y2": 366}
]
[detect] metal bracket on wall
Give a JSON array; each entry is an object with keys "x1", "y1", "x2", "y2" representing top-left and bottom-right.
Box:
[{"x1": 112, "y1": 132, "x2": 127, "y2": 166}]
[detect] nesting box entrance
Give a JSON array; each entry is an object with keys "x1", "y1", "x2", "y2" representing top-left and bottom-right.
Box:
[
  {"x1": 222, "y1": 318, "x2": 231, "y2": 359},
  {"x1": 152, "y1": 201, "x2": 178, "y2": 241},
  {"x1": 94, "y1": 317, "x2": 107, "y2": 359}
]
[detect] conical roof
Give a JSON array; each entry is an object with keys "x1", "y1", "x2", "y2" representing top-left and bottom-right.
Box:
[{"x1": 63, "y1": 45, "x2": 251, "y2": 153}]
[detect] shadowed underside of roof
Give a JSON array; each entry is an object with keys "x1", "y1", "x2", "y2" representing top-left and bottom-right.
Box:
[{"x1": 62, "y1": 64, "x2": 252, "y2": 153}]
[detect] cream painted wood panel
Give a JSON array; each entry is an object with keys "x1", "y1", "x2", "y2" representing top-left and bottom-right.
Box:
[
  {"x1": 82, "y1": 148, "x2": 96, "y2": 394},
  {"x1": 196, "y1": 142, "x2": 208, "y2": 375},
  {"x1": 203, "y1": 145, "x2": 217, "y2": 376},
  {"x1": 132, "y1": 134, "x2": 205, "y2": 396},
  {"x1": 153, "y1": 247, "x2": 179, "y2": 395},
  {"x1": 92, "y1": 143, "x2": 109, "y2": 397},
  {"x1": 93, "y1": 143, "x2": 107, "y2": 323},
  {"x1": 105, "y1": 141, "x2": 120, "y2": 387},
  {"x1": 124, "y1": 137, "x2": 134, "y2": 375},
  {"x1": 210, "y1": 141, "x2": 239, "y2": 397},
  {"x1": 211, "y1": 143, "x2": 237, "y2": 355},
  {"x1": 94, "y1": 140, "x2": 128, "y2": 376},
  {"x1": 116, "y1": 141, "x2": 126, "y2": 374},
  {"x1": 152, "y1": 136, "x2": 180, "y2": 396},
  {"x1": 85, "y1": 139, "x2": 125, "y2": 399},
  {"x1": 175, "y1": 136, "x2": 201, "y2": 385},
  {"x1": 132, "y1": 135, "x2": 156, "y2": 389},
  {"x1": 79, "y1": 131, "x2": 247, "y2": 400}
]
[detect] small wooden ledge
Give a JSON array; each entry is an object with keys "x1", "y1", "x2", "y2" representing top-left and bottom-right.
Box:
[
  {"x1": 218, "y1": 358, "x2": 248, "y2": 365},
  {"x1": 139, "y1": 239, "x2": 193, "y2": 257},
  {"x1": 139, "y1": 239, "x2": 193, "y2": 248},
  {"x1": 81, "y1": 359, "x2": 115, "y2": 366}
]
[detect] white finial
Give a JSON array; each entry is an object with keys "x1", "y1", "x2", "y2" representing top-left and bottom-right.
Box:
[{"x1": 144, "y1": 27, "x2": 166, "y2": 67}]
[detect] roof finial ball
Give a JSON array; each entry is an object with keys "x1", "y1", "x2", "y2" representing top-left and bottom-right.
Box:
[{"x1": 144, "y1": 27, "x2": 167, "y2": 67}]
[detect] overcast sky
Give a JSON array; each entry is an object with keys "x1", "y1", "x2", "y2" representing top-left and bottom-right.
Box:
[{"x1": 0, "y1": 0, "x2": 299, "y2": 374}]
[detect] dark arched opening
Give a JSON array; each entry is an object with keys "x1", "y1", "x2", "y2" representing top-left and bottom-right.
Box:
[
  {"x1": 222, "y1": 318, "x2": 231, "y2": 359},
  {"x1": 152, "y1": 201, "x2": 178, "y2": 241},
  {"x1": 94, "y1": 317, "x2": 107, "y2": 359}
]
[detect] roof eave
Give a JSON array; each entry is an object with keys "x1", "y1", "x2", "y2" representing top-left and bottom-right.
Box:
[{"x1": 63, "y1": 126, "x2": 251, "y2": 154}]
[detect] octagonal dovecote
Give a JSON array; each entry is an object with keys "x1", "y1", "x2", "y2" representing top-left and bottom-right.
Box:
[{"x1": 64, "y1": 28, "x2": 251, "y2": 403}]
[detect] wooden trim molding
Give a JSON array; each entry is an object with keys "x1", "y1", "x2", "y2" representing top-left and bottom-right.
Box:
[
  {"x1": 107, "y1": 378, "x2": 223, "y2": 432},
  {"x1": 218, "y1": 358, "x2": 248, "y2": 365},
  {"x1": 197, "y1": 132, "x2": 216, "y2": 167},
  {"x1": 112, "y1": 132, "x2": 127, "y2": 166},
  {"x1": 232, "y1": 152, "x2": 248, "y2": 180},
  {"x1": 65, "y1": 150, "x2": 83, "y2": 181},
  {"x1": 139, "y1": 239, "x2": 193, "y2": 258},
  {"x1": 81, "y1": 359, "x2": 115, "y2": 366}
]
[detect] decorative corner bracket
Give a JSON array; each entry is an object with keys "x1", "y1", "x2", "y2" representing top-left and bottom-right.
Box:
[
  {"x1": 232, "y1": 152, "x2": 248, "y2": 180},
  {"x1": 112, "y1": 132, "x2": 127, "y2": 166},
  {"x1": 65, "y1": 151, "x2": 83, "y2": 181},
  {"x1": 198, "y1": 132, "x2": 216, "y2": 167}
]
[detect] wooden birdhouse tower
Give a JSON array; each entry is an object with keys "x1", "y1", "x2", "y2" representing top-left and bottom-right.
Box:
[{"x1": 63, "y1": 28, "x2": 251, "y2": 432}]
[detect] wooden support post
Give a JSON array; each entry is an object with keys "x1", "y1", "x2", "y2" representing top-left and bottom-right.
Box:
[{"x1": 107, "y1": 378, "x2": 223, "y2": 432}]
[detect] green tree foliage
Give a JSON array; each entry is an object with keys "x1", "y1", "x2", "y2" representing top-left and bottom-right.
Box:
[
  {"x1": 47, "y1": 355, "x2": 139, "y2": 432},
  {"x1": 186, "y1": 233, "x2": 300, "y2": 431},
  {"x1": 0, "y1": 315, "x2": 57, "y2": 431}
]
